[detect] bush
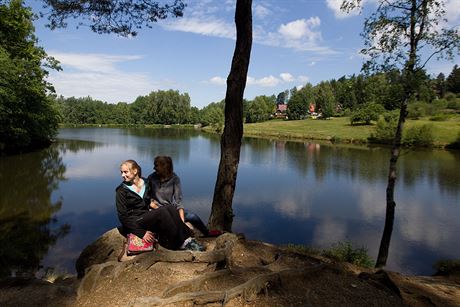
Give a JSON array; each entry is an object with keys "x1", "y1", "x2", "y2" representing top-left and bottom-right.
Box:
[
  {"x1": 433, "y1": 259, "x2": 460, "y2": 276},
  {"x1": 322, "y1": 242, "x2": 374, "y2": 268},
  {"x1": 403, "y1": 124, "x2": 434, "y2": 147},
  {"x1": 368, "y1": 111, "x2": 399, "y2": 144},
  {"x1": 407, "y1": 102, "x2": 427, "y2": 119},
  {"x1": 446, "y1": 131, "x2": 460, "y2": 149},
  {"x1": 350, "y1": 103, "x2": 385, "y2": 125},
  {"x1": 445, "y1": 92, "x2": 457, "y2": 102},
  {"x1": 446, "y1": 99, "x2": 460, "y2": 110}
]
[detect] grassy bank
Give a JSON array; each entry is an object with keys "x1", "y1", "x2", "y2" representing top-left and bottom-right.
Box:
[{"x1": 243, "y1": 116, "x2": 460, "y2": 147}]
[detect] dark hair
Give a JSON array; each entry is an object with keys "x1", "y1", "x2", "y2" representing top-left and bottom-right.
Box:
[
  {"x1": 154, "y1": 156, "x2": 173, "y2": 178},
  {"x1": 121, "y1": 159, "x2": 142, "y2": 177}
]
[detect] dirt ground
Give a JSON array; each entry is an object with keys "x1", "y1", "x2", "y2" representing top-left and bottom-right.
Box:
[{"x1": 1, "y1": 230, "x2": 459, "y2": 307}]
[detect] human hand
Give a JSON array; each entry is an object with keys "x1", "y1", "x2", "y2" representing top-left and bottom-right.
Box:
[
  {"x1": 150, "y1": 200, "x2": 159, "y2": 209},
  {"x1": 143, "y1": 231, "x2": 154, "y2": 243}
]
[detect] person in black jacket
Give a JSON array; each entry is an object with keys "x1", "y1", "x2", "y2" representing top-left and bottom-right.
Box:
[{"x1": 116, "y1": 159, "x2": 202, "y2": 250}]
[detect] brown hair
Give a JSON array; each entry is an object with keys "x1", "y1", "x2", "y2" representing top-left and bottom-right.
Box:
[
  {"x1": 154, "y1": 156, "x2": 173, "y2": 178},
  {"x1": 120, "y1": 159, "x2": 142, "y2": 177}
]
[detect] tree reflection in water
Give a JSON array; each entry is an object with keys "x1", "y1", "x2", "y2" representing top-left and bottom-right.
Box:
[{"x1": 0, "y1": 146, "x2": 69, "y2": 277}]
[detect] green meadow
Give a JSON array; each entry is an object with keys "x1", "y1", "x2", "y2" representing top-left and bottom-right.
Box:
[{"x1": 242, "y1": 117, "x2": 460, "y2": 147}]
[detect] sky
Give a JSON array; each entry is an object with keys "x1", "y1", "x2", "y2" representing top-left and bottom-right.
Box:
[{"x1": 27, "y1": 0, "x2": 460, "y2": 108}]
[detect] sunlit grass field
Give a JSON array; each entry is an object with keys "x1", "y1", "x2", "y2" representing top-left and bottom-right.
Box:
[{"x1": 243, "y1": 116, "x2": 460, "y2": 146}]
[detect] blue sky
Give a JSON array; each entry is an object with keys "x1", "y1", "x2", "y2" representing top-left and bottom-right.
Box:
[{"x1": 28, "y1": 0, "x2": 460, "y2": 108}]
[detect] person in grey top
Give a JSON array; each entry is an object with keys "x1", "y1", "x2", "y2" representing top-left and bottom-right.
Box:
[{"x1": 147, "y1": 156, "x2": 210, "y2": 236}]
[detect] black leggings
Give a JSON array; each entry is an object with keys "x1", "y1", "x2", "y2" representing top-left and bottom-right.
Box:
[{"x1": 138, "y1": 205, "x2": 191, "y2": 250}]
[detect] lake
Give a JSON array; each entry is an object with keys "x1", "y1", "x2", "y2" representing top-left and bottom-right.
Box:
[{"x1": 1, "y1": 127, "x2": 459, "y2": 277}]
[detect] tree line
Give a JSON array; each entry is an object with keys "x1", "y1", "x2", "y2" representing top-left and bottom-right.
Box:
[{"x1": 54, "y1": 64, "x2": 460, "y2": 126}]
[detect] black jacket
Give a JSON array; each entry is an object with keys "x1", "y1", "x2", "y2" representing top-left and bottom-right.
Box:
[{"x1": 115, "y1": 179, "x2": 151, "y2": 238}]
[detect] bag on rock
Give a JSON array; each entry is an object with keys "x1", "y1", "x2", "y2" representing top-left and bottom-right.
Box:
[{"x1": 127, "y1": 233, "x2": 156, "y2": 255}]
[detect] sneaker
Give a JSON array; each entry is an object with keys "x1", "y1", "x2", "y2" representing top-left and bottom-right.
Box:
[{"x1": 183, "y1": 239, "x2": 205, "y2": 251}]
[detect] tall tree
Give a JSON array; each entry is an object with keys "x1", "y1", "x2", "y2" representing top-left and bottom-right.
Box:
[
  {"x1": 208, "y1": 0, "x2": 252, "y2": 231},
  {"x1": 446, "y1": 64, "x2": 460, "y2": 93},
  {"x1": 0, "y1": 0, "x2": 60, "y2": 153},
  {"x1": 343, "y1": 0, "x2": 460, "y2": 268},
  {"x1": 43, "y1": 0, "x2": 253, "y2": 231}
]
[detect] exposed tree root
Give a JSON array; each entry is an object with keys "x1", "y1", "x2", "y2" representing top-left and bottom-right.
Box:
[{"x1": 128, "y1": 265, "x2": 326, "y2": 306}]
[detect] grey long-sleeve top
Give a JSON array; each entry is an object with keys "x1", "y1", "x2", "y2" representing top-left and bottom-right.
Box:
[{"x1": 147, "y1": 172, "x2": 184, "y2": 210}]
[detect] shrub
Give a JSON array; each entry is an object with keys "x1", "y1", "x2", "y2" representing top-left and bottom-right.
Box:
[
  {"x1": 403, "y1": 124, "x2": 434, "y2": 147},
  {"x1": 407, "y1": 102, "x2": 427, "y2": 119},
  {"x1": 350, "y1": 103, "x2": 385, "y2": 125},
  {"x1": 322, "y1": 242, "x2": 374, "y2": 268},
  {"x1": 433, "y1": 259, "x2": 460, "y2": 276},
  {"x1": 446, "y1": 99, "x2": 460, "y2": 110},
  {"x1": 368, "y1": 111, "x2": 399, "y2": 144},
  {"x1": 446, "y1": 131, "x2": 460, "y2": 149},
  {"x1": 445, "y1": 92, "x2": 457, "y2": 102}
]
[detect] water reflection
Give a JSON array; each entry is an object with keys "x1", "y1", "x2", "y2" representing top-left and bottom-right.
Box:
[
  {"x1": 3, "y1": 128, "x2": 458, "y2": 276},
  {"x1": 0, "y1": 146, "x2": 69, "y2": 277}
]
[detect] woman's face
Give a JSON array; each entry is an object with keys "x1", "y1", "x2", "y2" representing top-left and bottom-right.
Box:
[
  {"x1": 154, "y1": 160, "x2": 167, "y2": 177},
  {"x1": 120, "y1": 164, "x2": 137, "y2": 183}
]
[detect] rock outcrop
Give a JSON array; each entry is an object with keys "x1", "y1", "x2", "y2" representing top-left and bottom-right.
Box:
[{"x1": 2, "y1": 229, "x2": 460, "y2": 306}]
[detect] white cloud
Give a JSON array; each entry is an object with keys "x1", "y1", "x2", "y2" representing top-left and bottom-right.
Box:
[
  {"x1": 254, "y1": 4, "x2": 271, "y2": 19},
  {"x1": 278, "y1": 18, "x2": 321, "y2": 41},
  {"x1": 209, "y1": 73, "x2": 309, "y2": 88},
  {"x1": 326, "y1": 0, "x2": 361, "y2": 19},
  {"x1": 48, "y1": 52, "x2": 157, "y2": 103},
  {"x1": 445, "y1": 0, "x2": 460, "y2": 22},
  {"x1": 162, "y1": 17, "x2": 235, "y2": 39},
  {"x1": 50, "y1": 52, "x2": 142, "y2": 73},
  {"x1": 209, "y1": 76, "x2": 226, "y2": 85},
  {"x1": 280, "y1": 72, "x2": 294, "y2": 82}
]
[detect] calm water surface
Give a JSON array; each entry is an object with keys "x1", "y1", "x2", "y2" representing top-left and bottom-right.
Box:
[{"x1": 1, "y1": 127, "x2": 459, "y2": 277}]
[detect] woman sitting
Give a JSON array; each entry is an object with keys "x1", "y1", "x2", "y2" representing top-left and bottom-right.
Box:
[
  {"x1": 147, "y1": 155, "x2": 215, "y2": 237},
  {"x1": 116, "y1": 159, "x2": 203, "y2": 252}
]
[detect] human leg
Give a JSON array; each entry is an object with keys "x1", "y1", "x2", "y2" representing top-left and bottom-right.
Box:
[
  {"x1": 184, "y1": 210, "x2": 209, "y2": 236},
  {"x1": 138, "y1": 206, "x2": 190, "y2": 250}
]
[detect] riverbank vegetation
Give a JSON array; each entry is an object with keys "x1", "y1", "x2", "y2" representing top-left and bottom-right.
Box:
[
  {"x1": 0, "y1": 0, "x2": 60, "y2": 153},
  {"x1": 51, "y1": 64, "x2": 460, "y2": 148}
]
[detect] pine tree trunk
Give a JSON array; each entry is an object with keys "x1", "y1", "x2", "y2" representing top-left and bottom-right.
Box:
[{"x1": 208, "y1": 0, "x2": 252, "y2": 231}]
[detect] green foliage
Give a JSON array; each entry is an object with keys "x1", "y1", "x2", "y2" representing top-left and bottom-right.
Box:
[
  {"x1": 350, "y1": 103, "x2": 385, "y2": 125},
  {"x1": 446, "y1": 131, "x2": 460, "y2": 149},
  {"x1": 433, "y1": 259, "x2": 460, "y2": 276},
  {"x1": 0, "y1": 0, "x2": 60, "y2": 152},
  {"x1": 245, "y1": 95, "x2": 275, "y2": 123},
  {"x1": 43, "y1": 0, "x2": 185, "y2": 37},
  {"x1": 446, "y1": 65, "x2": 460, "y2": 94},
  {"x1": 429, "y1": 113, "x2": 451, "y2": 121},
  {"x1": 322, "y1": 242, "x2": 374, "y2": 268},
  {"x1": 200, "y1": 101, "x2": 225, "y2": 127},
  {"x1": 407, "y1": 102, "x2": 426, "y2": 119},
  {"x1": 403, "y1": 124, "x2": 434, "y2": 147},
  {"x1": 369, "y1": 111, "x2": 399, "y2": 144},
  {"x1": 287, "y1": 83, "x2": 313, "y2": 120},
  {"x1": 315, "y1": 81, "x2": 335, "y2": 119}
]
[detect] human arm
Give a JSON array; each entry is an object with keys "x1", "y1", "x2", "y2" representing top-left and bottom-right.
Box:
[
  {"x1": 178, "y1": 208, "x2": 185, "y2": 222},
  {"x1": 116, "y1": 187, "x2": 146, "y2": 238}
]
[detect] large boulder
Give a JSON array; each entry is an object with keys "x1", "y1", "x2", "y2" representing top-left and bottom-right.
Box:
[{"x1": 75, "y1": 228, "x2": 125, "y2": 278}]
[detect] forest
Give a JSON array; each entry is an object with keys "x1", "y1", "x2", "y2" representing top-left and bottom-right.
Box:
[{"x1": 53, "y1": 65, "x2": 460, "y2": 127}]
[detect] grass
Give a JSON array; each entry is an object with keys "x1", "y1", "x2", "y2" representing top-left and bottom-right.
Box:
[
  {"x1": 243, "y1": 116, "x2": 460, "y2": 147},
  {"x1": 283, "y1": 242, "x2": 374, "y2": 268}
]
